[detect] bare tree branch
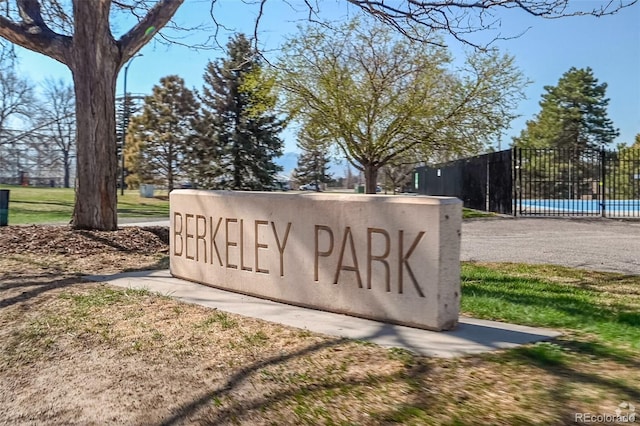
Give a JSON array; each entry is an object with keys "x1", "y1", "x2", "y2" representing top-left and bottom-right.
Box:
[
  {"x1": 18, "y1": 0, "x2": 48, "y2": 28},
  {"x1": 209, "y1": 0, "x2": 236, "y2": 51},
  {"x1": 253, "y1": 0, "x2": 267, "y2": 48},
  {"x1": 0, "y1": 0, "x2": 72, "y2": 64},
  {"x1": 344, "y1": 0, "x2": 637, "y2": 48},
  {"x1": 117, "y1": 0, "x2": 185, "y2": 66}
]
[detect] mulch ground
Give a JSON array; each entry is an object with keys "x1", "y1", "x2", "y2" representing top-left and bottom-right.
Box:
[{"x1": 0, "y1": 225, "x2": 169, "y2": 256}]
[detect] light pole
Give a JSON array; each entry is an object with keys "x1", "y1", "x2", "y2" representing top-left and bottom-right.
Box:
[{"x1": 120, "y1": 53, "x2": 142, "y2": 196}]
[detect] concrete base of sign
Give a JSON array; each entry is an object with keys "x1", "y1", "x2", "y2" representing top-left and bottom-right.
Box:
[{"x1": 170, "y1": 190, "x2": 462, "y2": 331}]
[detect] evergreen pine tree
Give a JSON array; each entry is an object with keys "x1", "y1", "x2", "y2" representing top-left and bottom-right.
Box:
[
  {"x1": 125, "y1": 75, "x2": 199, "y2": 191},
  {"x1": 117, "y1": 93, "x2": 143, "y2": 189},
  {"x1": 196, "y1": 34, "x2": 284, "y2": 190},
  {"x1": 294, "y1": 126, "x2": 332, "y2": 191},
  {"x1": 513, "y1": 67, "x2": 619, "y2": 151}
]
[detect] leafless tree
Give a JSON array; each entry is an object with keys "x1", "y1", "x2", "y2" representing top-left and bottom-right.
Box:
[
  {"x1": 0, "y1": 63, "x2": 35, "y2": 144},
  {"x1": 0, "y1": 59, "x2": 35, "y2": 181},
  {"x1": 32, "y1": 78, "x2": 75, "y2": 188},
  {"x1": 381, "y1": 159, "x2": 419, "y2": 195}
]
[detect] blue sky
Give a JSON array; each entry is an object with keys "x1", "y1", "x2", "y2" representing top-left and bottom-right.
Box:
[{"x1": 12, "y1": 0, "x2": 640, "y2": 154}]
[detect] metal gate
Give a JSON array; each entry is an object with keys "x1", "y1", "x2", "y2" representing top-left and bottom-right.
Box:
[{"x1": 515, "y1": 148, "x2": 640, "y2": 218}]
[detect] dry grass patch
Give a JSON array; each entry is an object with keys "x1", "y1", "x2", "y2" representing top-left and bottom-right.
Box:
[
  {"x1": 1, "y1": 230, "x2": 639, "y2": 425},
  {"x1": 0, "y1": 278, "x2": 575, "y2": 425}
]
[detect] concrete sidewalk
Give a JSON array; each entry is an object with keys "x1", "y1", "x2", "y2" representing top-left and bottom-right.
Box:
[{"x1": 86, "y1": 270, "x2": 560, "y2": 358}]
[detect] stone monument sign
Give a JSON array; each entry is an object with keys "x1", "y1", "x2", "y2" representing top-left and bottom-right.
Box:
[{"x1": 170, "y1": 190, "x2": 462, "y2": 331}]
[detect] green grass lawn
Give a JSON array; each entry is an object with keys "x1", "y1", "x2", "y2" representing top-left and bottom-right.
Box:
[
  {"x1": 1, "y1": 209, "x2": 638, "y2": 423},
  {"x1": 0, "y1": 185, "x2": 169, "y2": 225},
  {"x1": 462, "y1": 262, "x2": 639, "y2": 362},
  {"x1": 1, "y1": 185, "x2": 497, "y2": 225}
]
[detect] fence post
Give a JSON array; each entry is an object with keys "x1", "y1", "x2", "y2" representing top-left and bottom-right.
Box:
[
  {"x1": 600, "y1": 148, "x2": 606, "y2": 218},
  {"x1": 513, "y1": 148, "x2": 520, "y2": 217}
]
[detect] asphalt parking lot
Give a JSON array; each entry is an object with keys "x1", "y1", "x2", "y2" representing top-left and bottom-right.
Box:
[{"x1": 461, "y1": 217, "x2": 640, "y2": 275}]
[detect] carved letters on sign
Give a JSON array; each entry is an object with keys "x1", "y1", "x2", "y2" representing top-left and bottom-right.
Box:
[
  {"x1": 172, "y1": 212, "x2": 426, "y2": 297},
  {"x1": 172, "y1": 213, "x2": 291, "y2": 277}
]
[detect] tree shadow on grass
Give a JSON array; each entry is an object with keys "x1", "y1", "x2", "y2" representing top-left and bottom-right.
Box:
[
  {"x1": 156, "y1": 337, "x2": 438, "y2": 426},
  {"x1": 464, "y1": 262, "x2": 640, "y2": 296},
  {"x1": 374, "y1": 342, "x2": 640, "y2": 425},
  {"x1": 157, "y1": 337, "x2": 351, "y2": 426},
  {"x1": 0, "y1": 272, "x2": 81, "y2": 289},
  {"x1": 463, "y1": 273, "x2": 640, "y2": 368},
  {"x1": 10, "y1": 206, "x2": 70, "y2": 216},
  {"x1": 462, "y1": 276, "x2": 640, "y2": 331},
  {"x1": 156, "y1": 334, "x2": 640, "y2": 425},
  {"x1": 0, "y1": 276, "x2": 83, "y2": 309},
  {"x1": 117, "y1": 209, "x2": 167, "y2": 217},
  {"x1": 199, "y1": 359, "x2": 422, "y2": 425},
  {"x1": 561, "y1": 340, "x2": 640, "y2": 368},
  {"x1": 12, "y1": 200, "x2": 73, "y2": 207},
  {"x1": 576, "y1": 274, "x2": 640, "y2": 297},
  {"x1": 120, "y1": 255, "x2": 169, "y2": 272},
  {"x1": 504, "y1": 342, "x2": 640, "y2": 402}
]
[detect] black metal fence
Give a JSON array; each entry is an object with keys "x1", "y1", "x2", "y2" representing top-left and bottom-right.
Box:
[{"x1": 414, "y1": 148, "x2": 640, "y2": 218}]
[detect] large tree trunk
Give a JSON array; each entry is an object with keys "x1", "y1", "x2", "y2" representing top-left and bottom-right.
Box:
[
  {"x1": 364, "y1": 164, "x2": 379, "y2": 194},
  {"x1": 70, "y1": 1, "x2": 119, "y2": 230}
]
